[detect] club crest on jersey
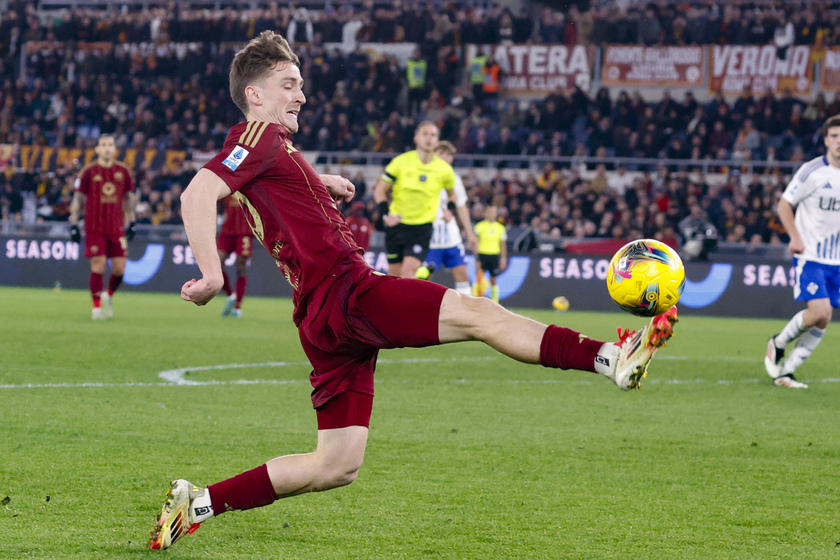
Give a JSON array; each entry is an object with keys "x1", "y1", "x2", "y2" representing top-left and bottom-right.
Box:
[{"x1": 222, "y1": 146, "x2": 250, "y2": 171}]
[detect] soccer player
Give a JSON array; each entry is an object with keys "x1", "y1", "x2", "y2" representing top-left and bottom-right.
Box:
[
  {"x1": 148, "y1": 31, "x2": 679, "y2": 551},
  {"x1": 373, "y1": 121, "x2": 457, "y2": 279},
  {"x1": 415, "y1": 141, "x2": 477, "y2": 295},
  {"x1": 473, "y1": 205, "x2": 507, "y2": 303},
  {"x1": 217, "y1": 194, "x2": 254, "y2": 318},
  {"x1": 764, "y1": 115, "x2": 840, "y2": 389},
  {"x1": 68, "y1": 134, "x2": 137, "y2": 320}
]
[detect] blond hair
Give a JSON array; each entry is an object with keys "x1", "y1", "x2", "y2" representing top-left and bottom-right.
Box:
[
  {"x1": 435, "y1": 141, "x2": 456, "y2": 155},
  {"x1": 229, "y1": 31, "x2": 300, "y2": 116}
]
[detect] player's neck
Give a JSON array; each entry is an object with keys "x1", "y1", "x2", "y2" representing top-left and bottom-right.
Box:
[
  {"x1": 828, "y1": 153, "x2": 840, "y2": 169},
  {"x1": 98, "y1": 157, "x2": 114, "y2": 168},
  {"x1": 417, "y1": 149, "x2": 434, "y2": 164}
]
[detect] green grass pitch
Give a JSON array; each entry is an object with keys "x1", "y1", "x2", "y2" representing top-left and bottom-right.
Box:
[{"x1": 1, "y1": 286, "x2": 838, "y2": 559}]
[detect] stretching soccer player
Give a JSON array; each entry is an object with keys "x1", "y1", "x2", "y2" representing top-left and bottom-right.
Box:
[
  {"x1": 149, "y1": 31, "x2": 679, "y2": 551},
  {"x1": 415, "y1": 141, "x2": 477, "y2": 295},
  {"x1": 217, "y1": 194, "x2": 254, "y2": 318},
  {"x1": 373, "y1": 121, "x2": 457, "y2": 279},
  {"x1": 69, "y1": 135, "x2": 137, "y2": 320},
  {"x1": 765, "y1": 115, "x2": 840, "y2": 389}
]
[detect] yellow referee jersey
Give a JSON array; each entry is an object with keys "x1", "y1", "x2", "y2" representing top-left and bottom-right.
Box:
[
  {"x1": 474, "y1": 220, "x2": 507, "y2": 255},
  {"x1": 381, "y1": 151, "x2": 455, "y2": 225}
]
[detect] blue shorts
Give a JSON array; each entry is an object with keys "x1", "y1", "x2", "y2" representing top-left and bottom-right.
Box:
[
  {"x1": 425, "y1": 244, "x2": 466, "y2": 271},
  {"x1": 793, "y1": 257, "x2": 840, "y2": 308}
]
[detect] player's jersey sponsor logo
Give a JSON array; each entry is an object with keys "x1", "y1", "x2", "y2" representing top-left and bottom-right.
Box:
[
  {"x1": 222, "y1": 146, "x2": 250, "y2": 171},
  {"x1": 818, "y1": 197, "x2": 840, "y2": 211}
]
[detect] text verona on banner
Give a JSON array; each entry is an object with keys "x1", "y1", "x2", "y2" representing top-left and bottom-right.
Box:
[
  {"x1": 465, "y1": 44, "x2": 594, "y2": 93},
  {"x1": 601, "y1": 46, "x2": 704, "y2": 87},
  {"x1": 708, "y1": 44, "x2": 812, "y2": 94}
]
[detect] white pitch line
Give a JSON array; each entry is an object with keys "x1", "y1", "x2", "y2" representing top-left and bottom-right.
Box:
[{"x1": 0, "y1": 356, "x2": 836, "y2": 390}]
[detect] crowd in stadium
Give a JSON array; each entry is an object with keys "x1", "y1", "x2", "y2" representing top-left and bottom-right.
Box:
[{"x1": 0, "y1": 0, "x2": 829, "y2": 250}]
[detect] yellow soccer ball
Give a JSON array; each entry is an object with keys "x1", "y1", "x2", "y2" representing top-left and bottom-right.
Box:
[
  {"x1": 606, "y1": 239, "x2": 685, "y2": 317},
  {"x1": 552, "y1": 296, "x2": 570, "y2": 312}
]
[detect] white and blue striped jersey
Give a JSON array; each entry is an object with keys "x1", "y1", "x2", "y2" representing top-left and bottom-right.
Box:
[
  {"x1": 783, "y1": 155, "x2": 840, "y2": 265},
  {"x1": 429, "y1": 174, "x2": 469, "y2": 250}
]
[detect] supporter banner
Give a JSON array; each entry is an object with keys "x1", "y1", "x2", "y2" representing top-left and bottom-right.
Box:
[
  {"x1": 0, "y1": 233, "x2": 824, "y2": 320},
  {"x1": 602, "y1": 46, "x2": 704, "y2": 87},
  {"x1": 14, "y1": 145, "x2": 186, "y2": 173},
  {"x1": 465, "y1": 44, "x2": 594, "y2": 93},
  {"x1": 25, "y1": 41, "x2": 112, "y2": 54},
  {"x1": 0, "y1": 144, "x2": 15, "y2": 168},
  {"x1": 820, "y1": 47, "x2": 840, "y2": 90},
  {"x1": 708, "y1": 44, "x2": 812, "y2": 94}
]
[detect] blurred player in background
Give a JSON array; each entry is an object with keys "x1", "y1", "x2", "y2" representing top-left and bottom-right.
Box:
[
  {"x1": 373, "y1": 121, "x2": 458, "y2": 278},
  {"x1": 217, "y1": 194, "x2": 254, "y2": 318},
  {"x1": 149, "y1": 31, "x2": 679, "y2": 552},
  {"x1": 473, "y1": 205, "x2": 507, "y2": 303},
  {"x1": 415, "y1": 141, "x2": 477, "y2": 295},
  {"x1": 765, "y1": 115, "x2": 840, "y2": 389},
  {"x1": 345, "y1": 200, "x2": 373, "y2": 251},
  {"x1": 69, "y1": 134, "x2": 137, "y2": 320}
]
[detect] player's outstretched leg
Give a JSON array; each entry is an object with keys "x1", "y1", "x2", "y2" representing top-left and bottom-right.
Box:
[
  {"x1": 604, "y1": 306, "x2": 679, "y2": 390},
  {"x1": 149, "y1": 479, "x2": 211, "y2": 550}
]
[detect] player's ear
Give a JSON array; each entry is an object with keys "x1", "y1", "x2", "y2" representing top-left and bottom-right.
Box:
[{"x1": 245, "y1": 85, "x2": 261, "y2": 107}]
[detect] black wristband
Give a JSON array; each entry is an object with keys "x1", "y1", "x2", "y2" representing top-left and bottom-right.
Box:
[{"x1": 378, "y1": 201, "x2": 390, "y2": 216}]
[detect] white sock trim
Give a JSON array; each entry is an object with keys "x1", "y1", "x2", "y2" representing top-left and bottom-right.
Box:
[{"x1": 595, "y1": 343, "x2": 619, "y2": 376}]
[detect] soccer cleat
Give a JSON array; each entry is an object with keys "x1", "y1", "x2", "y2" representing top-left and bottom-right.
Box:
[
  {"x1": 773, "y1": 373, "x2": 808, "y2": 389},
  {"x1": 100, "y1": 292, "x2": 114, "y2": 319},
  {"x1": 764, "y1": 334, "x2": 785, "y2": 378},
  {"x1": 221, "y1": 295, "x2": 236, "y2": 317},
  {"x1": 231, "y1": 308, "x2": 242, "y2": 318},
  {"x1": 608, "y1": 306, "x2": 679, "y2": 390},
  {"x1": 149, "y1": 479, "x2": 205, "y2": 550},
  {"x1": 91, "y1": 307, "x2": 105, "y2": 320}
]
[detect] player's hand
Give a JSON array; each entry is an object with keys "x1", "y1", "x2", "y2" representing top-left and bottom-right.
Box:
[
  {"x1": 320, "y1": 174, "x2": 356, "y2": 202},
  {"x1": 69, "y1": 224, "x2": 81, "y2": 243},
  {"x1": 125, "y1": 222, "x2": 137, "y2": 241},
  {"x1": 383, "y1": 213, "x2": 402, "y2": 227},
  {"x1": 787, "y1": 236, "x2": 805, "y2": 255},
  {"x1": 443, "y1": 208, "x2": 454, "y2": 222},
  {"x1": 181, "y1": 277, "x2": 223, "y2": 306},
  {"x1": 466, "y1": 233, "x2": 478, "y2": 254}
]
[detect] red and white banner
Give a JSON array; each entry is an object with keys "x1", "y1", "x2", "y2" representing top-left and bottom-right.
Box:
[
  {"x1": 708, "y1": 45, "x2": 812, "y2": 94},
  {"x1": 601, "y1": 46, "x2": 704, "y2": 86},
  {"x1": 820, "y1": 48, "x2": 840, "y2": 90},
  {"x1": 465, "y1": 44, "x2": 595, "y2": 93}
]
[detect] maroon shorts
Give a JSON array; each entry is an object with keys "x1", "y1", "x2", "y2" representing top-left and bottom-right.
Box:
[
  {"x1": 217, "y1": 234, "x2": 254, "y2": 257},
  {"x1": 300, "y1": 267, "x2": 447, "y2": 428},
  {"x1": 85, "y1": 233, "x2": 127, "y2": 258}
]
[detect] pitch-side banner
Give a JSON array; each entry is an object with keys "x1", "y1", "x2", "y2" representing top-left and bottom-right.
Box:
[
  {"x1": 0, "y1": 234, "x2": 827, "y2": 320},
  {"x1": 601, "y1": 46, "x2": 704, "y2": 87},
  {"x1": 465, "y1": 44, "x2": 594, "y2": 93},
  {"x1": 820, "y1": 47, "x2": 840, "y2": 90},
  {"x1": 708, "y1": 44, "x2": 812, "y2": 94}
]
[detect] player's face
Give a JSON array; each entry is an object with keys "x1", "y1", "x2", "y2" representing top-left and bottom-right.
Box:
[
  {"x1": 95, "y1": 137, "x2": 116, "y2": 162},
  {"x1": 414, "y1": 124, "x2": 439, "y2": 153},
  {"x1": 485, "y1": 205, "x2": 497, "y2": 221},
  {"x1": 256, "y1": 62, "x2": 306, "y2": 133},
  {"x1": 435, "y1": 150, "x2": 454, "y2": 165},
  {"x1": 825, "y1": 126, "x2": 840, "y2": 161}
]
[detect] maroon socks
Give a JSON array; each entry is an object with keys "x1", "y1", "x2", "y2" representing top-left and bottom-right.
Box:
[{"x1": 539, "y1": 325, "x2": 604, "y2": 373}]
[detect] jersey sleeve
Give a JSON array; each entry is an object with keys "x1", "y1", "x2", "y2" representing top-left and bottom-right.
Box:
[
  {"x1": 453, "y1": 175, "x2": 468, "y2": 207},
  {"x1": 121, "y1": 163, "x2": 136, "y2": 193},
  {"x1": 75, "y1": 168, "x2": 90, "y2": 195},
  {"x1": 204, "y1": 123, "x2": 280, "y2": 193},
  {"x1": 381, "y1": 154, "x2": 403, "y2": 185},
  {"x1": 500, "y1": 225, "x2": 507, "y2": 242},
  {"x1": 441, "y1": 165, "x2": 456, "y2": 193},
  {"x1": 783, "y1": 159, "x2": 825, "y2": 206}
]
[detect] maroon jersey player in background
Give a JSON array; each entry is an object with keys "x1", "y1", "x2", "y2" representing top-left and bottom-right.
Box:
[
  {"x1": 216, "y1": 194, "x2": 254, "y2": 317},
  {"x1": 149, "y1": 31, "x2": 679, "y2": 551},
  {"x1": 69, "y1": 134, "x2": 137, "y2": 320}
]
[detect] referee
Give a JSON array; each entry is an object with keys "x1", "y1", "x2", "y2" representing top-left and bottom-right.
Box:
[{"x1": 373, "y1": 121, "x2": 457, "y2": 278}]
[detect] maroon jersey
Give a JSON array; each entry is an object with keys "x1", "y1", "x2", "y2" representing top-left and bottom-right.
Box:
[
  {"x1": 345, "y1": 216, "x2": 372, "y2": 250},
  {"x1": 76, "y1": 161, "x2": 135, "y2": 236},
  {"x1": 204, "y1": 121, "x2": 365, "y2": 320},
  {"x1": 219, "y1": 194, "x2": 253, "y2": 236}
]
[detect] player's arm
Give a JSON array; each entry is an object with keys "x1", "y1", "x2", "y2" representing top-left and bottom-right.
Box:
[
  {"x1": 69, "y1": 191, "x2": 85, "y2": 225},
  {"x1": 123, "y1": 191, "x2": 138, "y2": 225},
  {"x1": 777, "y1": 198, "x2": 803, "y2": 255},
  {"x1": 451, "y1": 193, "x2": 477, "y2": 252},
  {"x1": 180, "y1": 169, "x2": 232, "y2": 305},
  {"x1": 373, "y1": 177, "x2": 401, "y2": 227}
]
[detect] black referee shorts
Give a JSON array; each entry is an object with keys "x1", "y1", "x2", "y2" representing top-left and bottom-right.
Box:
[{"x1": 385, "y1": 223, "x2": 433, "y2": 264}]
